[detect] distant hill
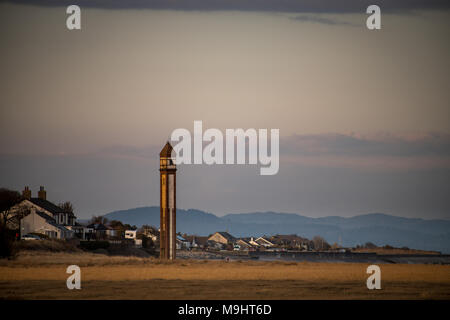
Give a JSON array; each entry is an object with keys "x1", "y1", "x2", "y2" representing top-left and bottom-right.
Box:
[{"x1": 103, "y1": 207, "x2": 450, "y2": 253}]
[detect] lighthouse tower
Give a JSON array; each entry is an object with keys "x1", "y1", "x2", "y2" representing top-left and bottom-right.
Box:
[{"x1": 159, "y1": 142, "x2": 177, "y2": 260}]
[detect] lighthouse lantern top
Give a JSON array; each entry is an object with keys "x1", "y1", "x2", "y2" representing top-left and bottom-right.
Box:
[{"x1": 160, "y1": 142, "x2": 176, "y2": 170}]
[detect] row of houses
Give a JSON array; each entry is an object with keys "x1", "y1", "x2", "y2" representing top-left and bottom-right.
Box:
[
  {"x1": 177, "y1": 231, "x2": 312, "y2": 251},
  {"x1": 12, "y1": 186, "x2": 314, "y2": 251},
  {"x1": 12, "y1": 186, "x2": 136, "y2": 241}
]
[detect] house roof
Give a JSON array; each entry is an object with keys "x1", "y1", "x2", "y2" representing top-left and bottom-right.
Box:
[
  {"x1": 216, "y1": 232, "x2": 236, "y2": 242},
  {"x1": 34, "y1": 210, "x2": 54, "y2": 222},
  {"x1": 29, "y1": 198, "x2": 64, "y2": 214},
  {"x1": 236, "y1": 239, "x2": 253, "y2": 247},
  {"x1": 29, "y1": 198, "x2": 75, "y2": 216},
  {"x1": 184, "y1": 235, "x2": 208, "y2": 246},
  {"x1": 255, "y1": 237, "x2": 275, "y2": 246},
  {"x1": 269, "y1": 234, "x2": 309, "y2": 245}
]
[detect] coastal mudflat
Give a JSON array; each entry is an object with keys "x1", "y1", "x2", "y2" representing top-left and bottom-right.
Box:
[{"x1": 1, "y1": 251, "x2": 449, "y2": 299}]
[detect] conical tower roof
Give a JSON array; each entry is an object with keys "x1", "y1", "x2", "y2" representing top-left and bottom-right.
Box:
[{"x1": 160, "y1": 141, "x2": 173, "y2": 157}]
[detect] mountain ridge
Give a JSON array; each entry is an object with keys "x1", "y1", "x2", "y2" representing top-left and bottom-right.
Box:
[{"x1": 102, "y1": 206, "x2": 450, "y2": 253}]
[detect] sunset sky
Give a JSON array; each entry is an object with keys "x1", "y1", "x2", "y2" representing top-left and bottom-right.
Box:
[{"x1": 1, "y1": 1, "x2": 449, "y2": 219}]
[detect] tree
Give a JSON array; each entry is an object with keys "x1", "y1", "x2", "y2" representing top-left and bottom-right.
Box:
[
  {"x1": 0, "y1": 188, "x2": 24, "y2": 227},
  {"x1": 0, "y1": 188, "x2": 25, "y2": 258},
  {"x1": 108, "y1": 220, "x2": 135, "y2": 239},
  {"x1": 331, "y1": 242, "x2": 340, "y2": 250},
  {"x1": 138, "y1": 225, "x2": 158, "y2": 237},
  {"x1": 123, "y1": 223, "x2": 137, "y2": 231},
  {"x1": 7, "y1": 206, "x2": 30, "y2": 231},
  {"x1": 89, "y1": 215, "x2": 108, "y2": 225},
  {"x1": 59, "y1": 201, "x2": 74, "y2": 213},
  {"x1": 312, "y1": 236, "x2": 330, "y2": 251},
  {"x1": 364, "y1": 242, "x2": 377, "y2": 249},
  {"x1": 108, "y1": 220, "x2": 124, "y2": 229},
  {"x1": 141, "y1": 236, "x2": 154, "y2": 249},
  {"x1": 0, "y1": 223, "x2": 17, "y2": 258}
]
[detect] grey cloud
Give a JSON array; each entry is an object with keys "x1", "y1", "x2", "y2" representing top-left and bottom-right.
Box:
[
  {"x1": 289, "y1": 15, "x2": 358, "y2": 26},
  {"x1": 95, "y1": 132, "x2": 450, "y2": 162},
  {"x1": 281, "y1": 132, "x2": 450, "y2": 158},
  {"x1": 4, "y1": 0, "x2": 450, "y2": 13}
]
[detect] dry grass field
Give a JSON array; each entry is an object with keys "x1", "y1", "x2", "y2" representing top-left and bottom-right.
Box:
[{"x1": 0, "y1": 251, "x2": 449, "y2": 299}]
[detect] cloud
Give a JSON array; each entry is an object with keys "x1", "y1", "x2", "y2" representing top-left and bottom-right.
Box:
[
  {"x1": 5, "y1": 0, "x2": 450, "y2": 13},
  {"x1": 3, "y1": 131, "x2": 449, "y2": 171},
  {"x1": 282, "y1": 132, "x2": 450, "y2": 157},
  {"x1": 93, "y1": 132, "x2": 450, "y2": 171},
  {"x1": 97, "y1": 145, "x2": 161, "y2": 161},
  {"x1": 289, "y1": 15, "x2": 358, "y2": 26},
  {"x1": 280, "y1": 132, "x2": 450, "y2": 170}
]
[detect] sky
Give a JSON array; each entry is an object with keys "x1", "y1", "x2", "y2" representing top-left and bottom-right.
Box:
[{"x1": 0, "y1": 1, "x2": 449, "y2": 219}]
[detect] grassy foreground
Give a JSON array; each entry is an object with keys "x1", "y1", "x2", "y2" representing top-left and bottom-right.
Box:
[{"x1": 0, "y1": 251, "x2": 449, "y2": 299}]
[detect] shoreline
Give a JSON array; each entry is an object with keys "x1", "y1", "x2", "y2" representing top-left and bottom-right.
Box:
[{"x1": 177, "y1": 250, "x2": 450, "y2": 264}]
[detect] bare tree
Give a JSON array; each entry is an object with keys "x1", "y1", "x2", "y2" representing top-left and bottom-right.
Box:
[
  {"x1": 312, "y1": 236, "x2": 330, "y2": 251},
  {"x1": 89, "y1": 215, "x2": 108, "y2": 225},
  {"x1": 331, "y1": 242, "x2": 340, "y2": 250},
  {"x1": 7, "y1": 206, "x2": 30, "y2": 230},
  {"x1": 0, "y1": 188, "x2": 24, "y2": 227},
  {"x1": 59, "y1": 201, "x2": 74, "y2": 213}
]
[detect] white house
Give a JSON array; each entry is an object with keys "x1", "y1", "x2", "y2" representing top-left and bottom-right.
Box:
[
  {"x1": 16, "y1": 186, "x2": 77, "y2": 227},
  {"x1": 176, "y1": 235, "x2": 190, "y2": 249},
  {"x1": 14, "y1": 186, "x2": 79, "y2": 239},
  {"x1": 20, "y1": 208, "x2": 74, "y2": 239},
  {"x1": 125, "y1": 230, "x2": 137, "y2": 239}
]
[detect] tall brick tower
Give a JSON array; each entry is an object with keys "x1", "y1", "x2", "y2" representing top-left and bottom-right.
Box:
[{"x1": 159, "y1": 142, "x2": 177, "y2": 260}]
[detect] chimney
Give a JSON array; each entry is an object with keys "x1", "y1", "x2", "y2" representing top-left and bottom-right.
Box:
[
  {"x1": 22, "y1": 186, "x2": 31, "y2": 200},
  {"x1": 38, "y1": 186, "x2": 46, "y2": 200}
]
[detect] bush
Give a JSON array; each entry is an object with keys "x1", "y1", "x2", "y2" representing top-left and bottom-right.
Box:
[
  {"x1": 16, "y1": 239, "x2": 79, "y2": 252},
  {"x1": 0, "y1": 225, "x2": 17, "y2": 258},
  {"x1": 142, "y1": 236, "x2": 154, "y2": 249},
  {"x1": 79, "y1": 240, "x2": 110, "y2": 251}
]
